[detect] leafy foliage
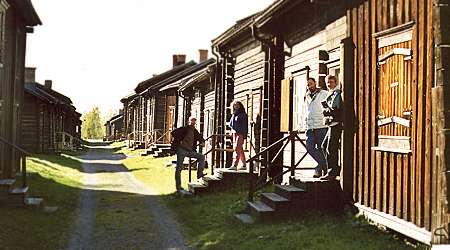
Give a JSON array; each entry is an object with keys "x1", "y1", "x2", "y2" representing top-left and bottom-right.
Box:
[{"x1": 81, "y1": 106, "x2": 105, "y2": 139}]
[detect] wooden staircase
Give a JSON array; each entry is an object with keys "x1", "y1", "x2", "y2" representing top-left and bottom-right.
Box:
[
  {"x1": 0, "y1": 179, "x2": 43, "y2": 207},
  {"x1": 187, "y1": 169, "x2": 253, "y2": 195},
  {"x1": 140, "y1": 144, "x2": 173, "y2": 157},
  {"x1": 242, "y1": 177, "x2": 344, "y2": 222}
]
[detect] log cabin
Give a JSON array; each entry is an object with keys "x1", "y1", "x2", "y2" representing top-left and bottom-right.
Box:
[
  {"x1": 120, "y1": 93, "x2": 137, "y2": 146},
  {"x1": 104, "y1": 112, "x2": 124, "y2": 142},
  {"x1": 134, "y1": 56, "x2": 196, "y2": 146},
  {"x1": 246, "y1": 0, "x2": 450, "y2": 245},
  {"x1": 177, "y1": 53, "x2": 216, "y2": 160},
  {"x1": 212, "y1": 12, "x2": 285, "y2": 180},
  {"x1": 0, "y1": 0, "x2": 40, "y2": 184},
  {"x1": 22, "y1": 68, "x2": 82, "y2": 153}
]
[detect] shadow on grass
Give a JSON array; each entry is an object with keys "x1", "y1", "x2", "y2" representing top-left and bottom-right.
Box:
[
  {"x1": 160, "y1": 184, "x2": 425, "y2": 250},
  {"x1": 0, "y1": 161, "x2": 184, "y2": 249},
  {"x1": 1, "y1": 145, "x2": 425, "y2": 250}
]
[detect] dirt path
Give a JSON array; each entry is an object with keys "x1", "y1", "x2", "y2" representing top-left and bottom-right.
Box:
[{"x1": 67, "y1": 145, "x2": 189, "y2": 250}]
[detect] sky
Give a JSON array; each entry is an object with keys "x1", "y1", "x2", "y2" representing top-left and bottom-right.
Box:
[{"x1": 26, "y1": 0, "x2": 274, "y2": 116}]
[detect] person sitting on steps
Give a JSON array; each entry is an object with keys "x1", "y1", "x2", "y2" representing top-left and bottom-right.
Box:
[
  {"x1": 171, "y1": 116, "x2": 206, "y2": 194},
  {"x1": 228, "y1": 101, "x2": 248, "y2": 171}
]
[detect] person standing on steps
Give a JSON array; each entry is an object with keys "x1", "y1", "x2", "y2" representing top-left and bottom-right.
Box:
[
  {"x1": 171, "y1": 116, "x2": 206, "y2": 194},
  {"x1": 228, "y1": 101, "x2": 248, "y2": 171},
  {"x1": 321, "y1": 75, "x2": 343, "y2": 180},
  {"x1": 303, "y1": 77, "x2": 328, "y2": 178}
]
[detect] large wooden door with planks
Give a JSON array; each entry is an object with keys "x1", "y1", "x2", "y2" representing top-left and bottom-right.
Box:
[{"x1": 376, "y1": 40, "x2": 413, "y2": 152}]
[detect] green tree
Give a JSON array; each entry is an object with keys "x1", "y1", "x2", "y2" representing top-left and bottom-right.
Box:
[{"x1": 81, "y1": 107, "x2": 105, "y2": 139}]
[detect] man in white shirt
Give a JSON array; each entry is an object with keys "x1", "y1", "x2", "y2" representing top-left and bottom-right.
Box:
[
  {"x1": 304, "y1": 78, "x2": 328, "y2": 178},
  {"x1": 321, "y1": 75, "x2": 343, "y2": 180}
]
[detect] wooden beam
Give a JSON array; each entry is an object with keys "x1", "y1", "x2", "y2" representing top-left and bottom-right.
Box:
[{"x1": 356, "y1": 203, "x2": 432, "y2": 245}]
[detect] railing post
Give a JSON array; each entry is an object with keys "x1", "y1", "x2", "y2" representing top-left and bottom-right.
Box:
[
  {"x1": 290, "y1": 131, "x2": 296, "y2": 178},
  {"x1": 22, "y1": 155, "x2": 27, "y2": 188},
  {"x1": 188, "y1": 157, "x2": 192, "y2": 183},
  {"x1": 248, "y1": 153, "x2": 255, "y2": 202},
  {"x1": 211, "y1": 135, "x2": 216, "y2": 175}
]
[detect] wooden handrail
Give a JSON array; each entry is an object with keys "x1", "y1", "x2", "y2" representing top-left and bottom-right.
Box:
[
  {"x1": 0, "y1": 135, "x2": 29, "y2": 187},
  {"x1": 0, "y1": 136, "x2": 30, "y2": 156},
  {"x1": 246, "y1": 130, "x2": 310, "y2": 201}
]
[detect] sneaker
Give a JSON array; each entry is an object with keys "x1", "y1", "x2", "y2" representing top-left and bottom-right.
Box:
[
  {"x1": 320, "y1": 174, "x2": 337, "y2": 180},
  {"x1": 227, "y1": 166, "x2": 237, "y2": 171},
  {"x1": 237, "y1": 166, "x2": 247, "y2": 171},
  {"x1": 313, "y1": 170, "x2": 322, "y2": 178}
]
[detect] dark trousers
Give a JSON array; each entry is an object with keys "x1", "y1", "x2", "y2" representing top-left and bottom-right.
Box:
[{"x1": 321, "y1": 124, "x2": 342, "y2": 176}]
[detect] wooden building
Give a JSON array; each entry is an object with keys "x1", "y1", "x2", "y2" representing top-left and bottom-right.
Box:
[
  {"x1": 177, "y1": 54, "x2": 216, "y2": 160},
  {"x1": 120, "y1": 93, "x2": 137, "y2": 144},
  {"x1": 133, "y1": 56, "x2": 195, "y2": 146},
  {"x1": 212, "y1": 12, "x2": 285, "y2": 178},
  {"x1": 244, "y1": 0, "x2": 450, "y2": 245},
  {"x1": 105, "y1": 113, "x2": 124, "y2": 142},
  {"x1": 0, "y1": 0, "x2": 41, "y2": 180},
  {"x1": 22, "y1": 68, "x2": 82, "y2": 153}
]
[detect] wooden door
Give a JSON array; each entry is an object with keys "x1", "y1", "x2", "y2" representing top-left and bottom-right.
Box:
[
  {"x1": 376, "y1": 40, "x2": 413, "y2": 151},
  {"x1": 165, "y1": 106, "x2": 175, "y2": 143},
  {"x1": 165, "y1": 95, "x2": 177, "y2": 143}
]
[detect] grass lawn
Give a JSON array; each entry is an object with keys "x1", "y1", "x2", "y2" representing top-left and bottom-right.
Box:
[
  {"x1": 123, "y1": 151, "x2": 426, "y2": 250},
  {"x1": 0, "y1": 152, "x2": 84, "y2": 249}
]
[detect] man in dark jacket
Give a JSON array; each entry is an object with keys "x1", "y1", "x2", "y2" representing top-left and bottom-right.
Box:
[
  {"x1": 321, "y1": 75, "x2": 343, "y2": 180},
  {"x1": 171, "y1": 116, "x2": 206, "y2": 193}
]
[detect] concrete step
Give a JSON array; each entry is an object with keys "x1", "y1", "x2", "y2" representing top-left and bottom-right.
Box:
[
  {"x1": 188, "y1": 182, "x2": 207, "y2": 195},
  {"x1": 247, "y1": 201, "x2": 274, "y2": 220},
  {"x1": 0, "y1": 179, "x2": 15, "y2": 193},
  {"x1": 234, "y1": 213, "x2": 255, "y2": 224},
  {"x1": 24, "y1": 197, "x2": 44, "y2": 209},
  {"x1": 290, "y1": 177, "x2": 341, "y2": 200},
  {"x1": 10, "y1": 186, "x2": 29, "y2": 195},
  {"x1": 260, "y1": 192, "x2": 290, "y2": 212},
  {"x1": 275, "y1": 184, "x2": 306, "y2": 201}
]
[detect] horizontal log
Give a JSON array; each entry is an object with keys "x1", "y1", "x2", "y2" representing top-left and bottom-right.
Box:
[{"x1": 355, "y1": 204, "x2": 431, "y2": 245}]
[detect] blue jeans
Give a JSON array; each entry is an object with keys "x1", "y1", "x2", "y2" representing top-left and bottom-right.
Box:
[
  {"x1": 321, "y1": 125, "x2": 342, "y2": 176},
  {"x1": 306, "y1": 128, "x2": 327, "y2": 174},
  {"x1": 175, "y1": 147, "x2": 205, "y2": 190}
]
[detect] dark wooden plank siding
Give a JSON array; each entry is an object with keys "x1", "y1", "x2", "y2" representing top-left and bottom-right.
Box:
[{"x1": 348, "y1": 0, "x2": 435, "y2": 238}]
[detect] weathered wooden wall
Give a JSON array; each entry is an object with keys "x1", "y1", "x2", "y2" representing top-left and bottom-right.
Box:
[
  {"x1": 232, "y1": 43, "x2": 265, "y2": 156},
  {"x1": 21, "y1": 93, "x2": 39, "y2": 152},
  {"x1": 431, "y1": 0, "x2": 450, "y2": 244},
  {"x1": 346, "y1": 0, "x2": 436, "y2": 243},
  {"x1": 0, "y1": 3, "x2": 27, "y2": 178}
]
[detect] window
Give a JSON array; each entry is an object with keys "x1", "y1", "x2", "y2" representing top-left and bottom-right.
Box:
[
  {"x1": 374, "y1": 26, "x2": 413, "y2": 153},
  {"x1": 292, "y1": 74, "x2": 307, "y2": 130}
]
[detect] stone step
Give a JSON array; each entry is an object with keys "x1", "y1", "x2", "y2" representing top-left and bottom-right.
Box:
[
  {"x1": 247, "y1": 201, "x2": 274, "y2": 220},
  {"x1": 10, "y1": 186, "x2": 29, "y2": 195},
  {"x1": 275, "y1": 185, "x2": 306, "y2": 201},
  {"x1": 290, "y1": 177, "x2": 341, "y2": 200},
  {"x1": 0, "y1": 179, "x2": 15, "y2": 193},
  {"x1": 24, "y1": 197, "x2": 44, "y2": 208},
  {"x1": 260, "y1": 192, "x2": 290, "y2": 212},
  {"x1": 234, "y1": 213, "x2": 255, "y2": 224},
  {"x1": 188, "y1": 182, "x2": 207, "y2": 195},
  {"x1": 0, "y1": 179, "x2": 16, "y2": 186}
]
